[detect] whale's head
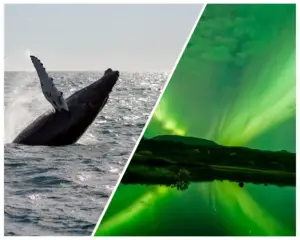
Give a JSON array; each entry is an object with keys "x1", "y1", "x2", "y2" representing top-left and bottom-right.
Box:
[{"x1": 69, "y1": 68, "x2": 120, "y2": 113}]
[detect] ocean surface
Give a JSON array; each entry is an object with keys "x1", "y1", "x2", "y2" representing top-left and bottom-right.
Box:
[{"x1": 4, "y1": 71, "x2": 167, "y2": 236}]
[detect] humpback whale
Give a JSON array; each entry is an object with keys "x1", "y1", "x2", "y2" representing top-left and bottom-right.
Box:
[{"x1": 13, "y1": 55, "x2": 120, "y2": 146}]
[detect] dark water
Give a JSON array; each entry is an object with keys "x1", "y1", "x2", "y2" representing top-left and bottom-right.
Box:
[
  {"x1": 4, "y1": 71, "x2": 167, "y2": 236},
  {"x1": 97, "y1": 181, "x2": 296, "y2": 236}
]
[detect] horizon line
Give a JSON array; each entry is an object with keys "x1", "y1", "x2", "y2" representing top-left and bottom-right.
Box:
[{"x1": 4, "y1": 69, "x2": 171, "y2": 73}]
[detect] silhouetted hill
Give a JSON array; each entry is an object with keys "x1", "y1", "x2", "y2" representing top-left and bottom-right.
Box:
[{"x1": 122, "y1": 135, "x2": 296, "y2": 187}]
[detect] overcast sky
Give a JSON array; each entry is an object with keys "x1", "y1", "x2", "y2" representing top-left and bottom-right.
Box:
[{"x1": 5, "y1": 4, "x2": 203, "y2": 71}]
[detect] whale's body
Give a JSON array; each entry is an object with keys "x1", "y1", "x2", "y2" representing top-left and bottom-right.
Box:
[{"x1": 13, "y1": 56, "x2": 119, "y2": 146}]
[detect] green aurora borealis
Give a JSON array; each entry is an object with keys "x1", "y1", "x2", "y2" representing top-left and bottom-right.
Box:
[{"x1": 95, "y1": 4, "x2": 296, "y2": 236}]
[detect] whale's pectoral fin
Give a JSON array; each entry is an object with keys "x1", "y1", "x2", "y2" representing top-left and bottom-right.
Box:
[{"x1": 30, "y1": 55, "x2": 69, "y2": 112}]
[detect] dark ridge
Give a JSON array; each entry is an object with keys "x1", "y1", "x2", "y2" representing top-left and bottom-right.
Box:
[{"x1": 122, "y1": 135, "x2": 296, "y2": 188}]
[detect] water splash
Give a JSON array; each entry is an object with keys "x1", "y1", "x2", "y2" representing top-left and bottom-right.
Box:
[
  {"x1": 4, "y1": 72, "x2": 47, "y2": 143},
  {"x1": 25, "y1": 48, "x2": 32, "y2": 58}
]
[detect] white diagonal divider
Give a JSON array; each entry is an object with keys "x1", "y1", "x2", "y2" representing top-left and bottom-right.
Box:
[{"x1": 91, "y1": 3, "x2": 207, "y2": 236}]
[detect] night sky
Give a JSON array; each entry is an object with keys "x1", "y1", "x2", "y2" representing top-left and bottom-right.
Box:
[{"x1": 145, "y1": 4, "x2": 295, "y2": 153}]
